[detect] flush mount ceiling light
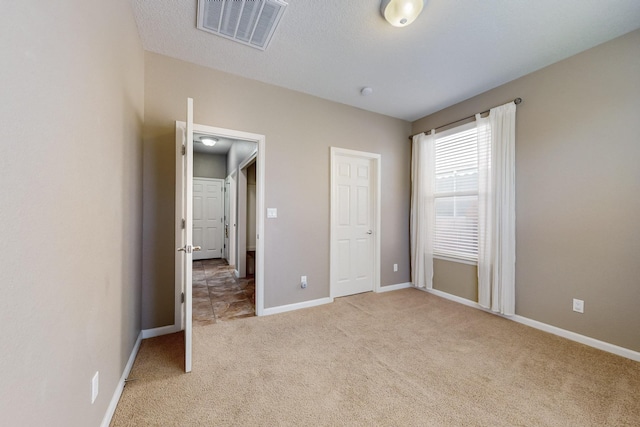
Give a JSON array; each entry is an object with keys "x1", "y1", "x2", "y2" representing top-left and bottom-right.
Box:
[
  {"x1": 380, "y1": 0, "x2": 425, "y2": 27},
  {"x1": 361, "y1": 87, "x2": 374, "y2": 96},
  {"x1": 200, "y1": 137, "x2": 218, "y2": 147}
]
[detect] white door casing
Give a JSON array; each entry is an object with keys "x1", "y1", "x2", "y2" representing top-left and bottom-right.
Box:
[
  {"x1": 192, "y1": 178, "x2": 224, "y2": 261},
  {"x1": 227, "y1": 171, "x2": 237, "y2": 268},
  {"x1": 247, "y1": 182, "x2": 256, "y2": 251},
  {"x1": 176, "y1": 121, "x2": 267, "y2": 328},
  {"x1": 224, "y1": 178, "x2": 230, "y2": 260},
  {"x1": 236, "y1": 166, "x2": 247, "y2": 278},
  {"x1": 330, "y1": 148, "x2": 381, "y2": 298},
  {"x1": 235, "y1": 154, "x2": 256, "y2": 279}
]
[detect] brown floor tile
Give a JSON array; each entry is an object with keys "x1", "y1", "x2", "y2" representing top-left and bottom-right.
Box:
[
  {"x1": 192, "y1": 258, "x2": 256, "y2": 324},
  {"x1": 213, "y1": 300, "x2": 254, "y2": 320},
  {"x1": 208, "y1": 288, "x2": 247, "y2": 302}
]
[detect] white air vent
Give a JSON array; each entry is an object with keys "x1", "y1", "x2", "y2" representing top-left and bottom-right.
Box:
[{"x1": 197, "y1": 0, "x2": 288, "y2": 51}]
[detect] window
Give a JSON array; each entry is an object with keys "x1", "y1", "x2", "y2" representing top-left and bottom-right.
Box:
[{"x1": 433, "y1": 122, "x2": 482, "y2": 263}]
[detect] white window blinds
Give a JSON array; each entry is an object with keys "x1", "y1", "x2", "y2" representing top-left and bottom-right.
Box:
[{"x1": 433, "y1": 123, "x2": 481, "y2": 262}]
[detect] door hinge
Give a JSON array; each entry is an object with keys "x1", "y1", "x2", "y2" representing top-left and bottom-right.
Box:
[
  {"x1": 181, "y1": 218, "x2": 186, "y2": 229},
  {"x1": 181, "y1": 292, "x2": 185, "y2": 303},
  {"x1": 181, "y1": 145, "x2": 186, "y2": 155}
]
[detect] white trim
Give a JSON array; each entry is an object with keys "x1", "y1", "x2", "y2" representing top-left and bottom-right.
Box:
[
  {"x1": 100, "y1": 331, "x2": 142, "y2": 427},
  {"x1": 192, "y1": 176, "x2": 223, "y2": 182},
  {"x1": 421, "y1": 286, "x2": 482, "y2": 310},
  {"x1": 226, "y1": 170, "x2": 238, "y2": 269},
  {"x1": 141, "y1": 324, "x2": 180, "y2": 339},
  {"x1": 330, "y1": 147, "x2": 381, "y2": 298},
  {"x1": 238, "y1": 150, "x2": 258, "y2": 171},
  {"x1": 378, "y1": 282, "x2": 412, "y2": 293},
  {"x1": 262, "y1": 297, "x2": 334, "y2": 316},
  {"x1": 418, "y1": 286, "x2": 640, "y2": 362},
  {"x1": 510, "y1": 315, "x2": 640, "y2": 362},
  {"x1": 236, "y1": 163, "x2": 249, "y2": 278}
]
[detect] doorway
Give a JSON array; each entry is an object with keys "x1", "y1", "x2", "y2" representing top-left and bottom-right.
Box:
[
  {"x1": 236, "y1": 154, "x2": 257, "y2": 279},
  {"x1": 175, "y1": 121, "x2": 266, "y2": 338},
  {"x1": 330, "y1": 147, "x2": 381, "y2": 298}
]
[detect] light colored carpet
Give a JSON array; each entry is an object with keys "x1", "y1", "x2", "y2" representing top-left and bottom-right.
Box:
[{"x1": 112, "y1": 289, "x2": 640, "y2": 426}]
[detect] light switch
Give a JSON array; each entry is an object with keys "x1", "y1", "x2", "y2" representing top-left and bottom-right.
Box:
[{"x1": 267, "y1": 208, "x2": 278, "y2": 218}]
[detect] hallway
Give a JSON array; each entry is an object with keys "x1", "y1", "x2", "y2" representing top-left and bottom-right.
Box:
[{"x1": 192, "y1": 259, "x2": 255, "y2": 325}]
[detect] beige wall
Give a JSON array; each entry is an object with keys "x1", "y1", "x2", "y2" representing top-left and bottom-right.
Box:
[
  {"x1": 0, "y1": 1, "x2": 144, "y2": 425},
  {"x1": 142, "y1": 52, "x2": 412, "y2": 328},
  {"x1": 412, "y1": 29, "x2": 640, "y2": 352},
  {"x1": 194, "y1": 152, "x2": 226, "y2": 179}
]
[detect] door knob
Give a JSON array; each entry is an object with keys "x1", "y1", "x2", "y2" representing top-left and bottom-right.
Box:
[
  {"x1": 177, "y1": 245, "x2": 201, "y2": 253},
  {"x1": 366, "y1": 230, "x2": 373, "y2": 235}
]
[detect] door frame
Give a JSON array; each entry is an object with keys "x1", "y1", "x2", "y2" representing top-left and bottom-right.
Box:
[
  {"x1": 176, "y1": 121, "x2": 267, "y2": 329},
  {"x1": 329, "y1": 147, "x2": 381, "y2": 298},
  {"x1": 226, "y1": 170, "x2": 237, "y2": 268},
  {"x1": 223, "y1": 178, "x2": 230, "y2": 261},
  {"x1": 235, "y1": 153, "x2": 257, "y2": 279}
]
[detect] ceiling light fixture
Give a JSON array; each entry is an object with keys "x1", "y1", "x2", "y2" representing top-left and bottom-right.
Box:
[
  {"x1": 201, "y1": 137, "x2": 218, "y2": 147},
  {"x1": 380, "y1": 0, "x2": 425, "y2": 27},
  {"x1": 361, "y1": 87, "x2": 374, "y2": 96}
]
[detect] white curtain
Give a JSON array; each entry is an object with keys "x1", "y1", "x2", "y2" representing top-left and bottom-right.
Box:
[
  {"x1": 410, "y1": 131, "x2": 435, "y2": 289},
  {"x1": 476, "y1": 102, "x2": 516, "y2": 315}
]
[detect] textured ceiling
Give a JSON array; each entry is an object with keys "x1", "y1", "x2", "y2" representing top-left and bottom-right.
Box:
[{"x1": 132, "y1": 0, "x2": 640, "y2": 121}]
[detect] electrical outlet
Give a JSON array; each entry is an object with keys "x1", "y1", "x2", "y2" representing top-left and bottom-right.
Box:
[
  {"x1": 393, "y1": 263, "x2": 398, "y2": 272},
  {"x1": 573, "y1": 298, "x2": 584, "y2": 313},
  {"x1": 91, "y1": 371, "x2": 99, "y2": 404},
  {"x1": 301, "y1": 275, "x2": 307, "y2": 289}
]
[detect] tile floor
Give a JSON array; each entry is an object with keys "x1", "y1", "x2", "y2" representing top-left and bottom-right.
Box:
[{"x1": 192, "y1": 258, "x2": 255, "y2": 326}]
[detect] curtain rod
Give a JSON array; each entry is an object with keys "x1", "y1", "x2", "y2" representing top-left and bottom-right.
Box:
[{"x1": 408, "y1": 98, "x2": 522, "y2": 141}]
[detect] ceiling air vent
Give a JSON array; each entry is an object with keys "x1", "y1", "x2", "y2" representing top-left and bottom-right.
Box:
[{"x1": 197, "y1": 0, "x2": 288, "y2": 51}]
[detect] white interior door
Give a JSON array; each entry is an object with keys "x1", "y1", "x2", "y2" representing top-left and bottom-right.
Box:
[
  {"x1": 177, "y1": 98, "x2": 195, "y2": 373},
  {"x1": 331, "y1": 149, "x2": 379, "y2": 298},
  {"x1": 193, "y1": 178, "x2": 224, "y2": 261}
]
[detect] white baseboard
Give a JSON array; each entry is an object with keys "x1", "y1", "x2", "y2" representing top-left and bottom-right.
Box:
[
  {"x1": 101, "y1": 331, "x2": 142, "y2": 427},
  {"x1": 418, "y1": 286, "x2": 640, "y2": 362},
  {"x1": 141, "y1": 324, "x2": 180, "y2": 339},
  {"x1": 263, "y1": 297, "x2": 334, "y2": 316},
  {"x1": 377, "y1": 282, "x2": 412, "y2": 293},
  {"x1": 422, "y1": 287, "x2": 483, "y2": 310},
  {"x1": 509, "y1": 315, "x2": 640, "y2": 362}
]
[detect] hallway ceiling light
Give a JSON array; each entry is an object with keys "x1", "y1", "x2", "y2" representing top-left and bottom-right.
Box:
[
  {"x1": 380, "y1": 0, "x2": 425, "y2": 27},
  {"x1": 201, "y1": 137, "x2": 218, "y2": 147}
]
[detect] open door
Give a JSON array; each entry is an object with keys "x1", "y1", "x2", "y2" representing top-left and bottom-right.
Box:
[{"x1": 177, "y1": 98, "x2": 198, "y2": 372}]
